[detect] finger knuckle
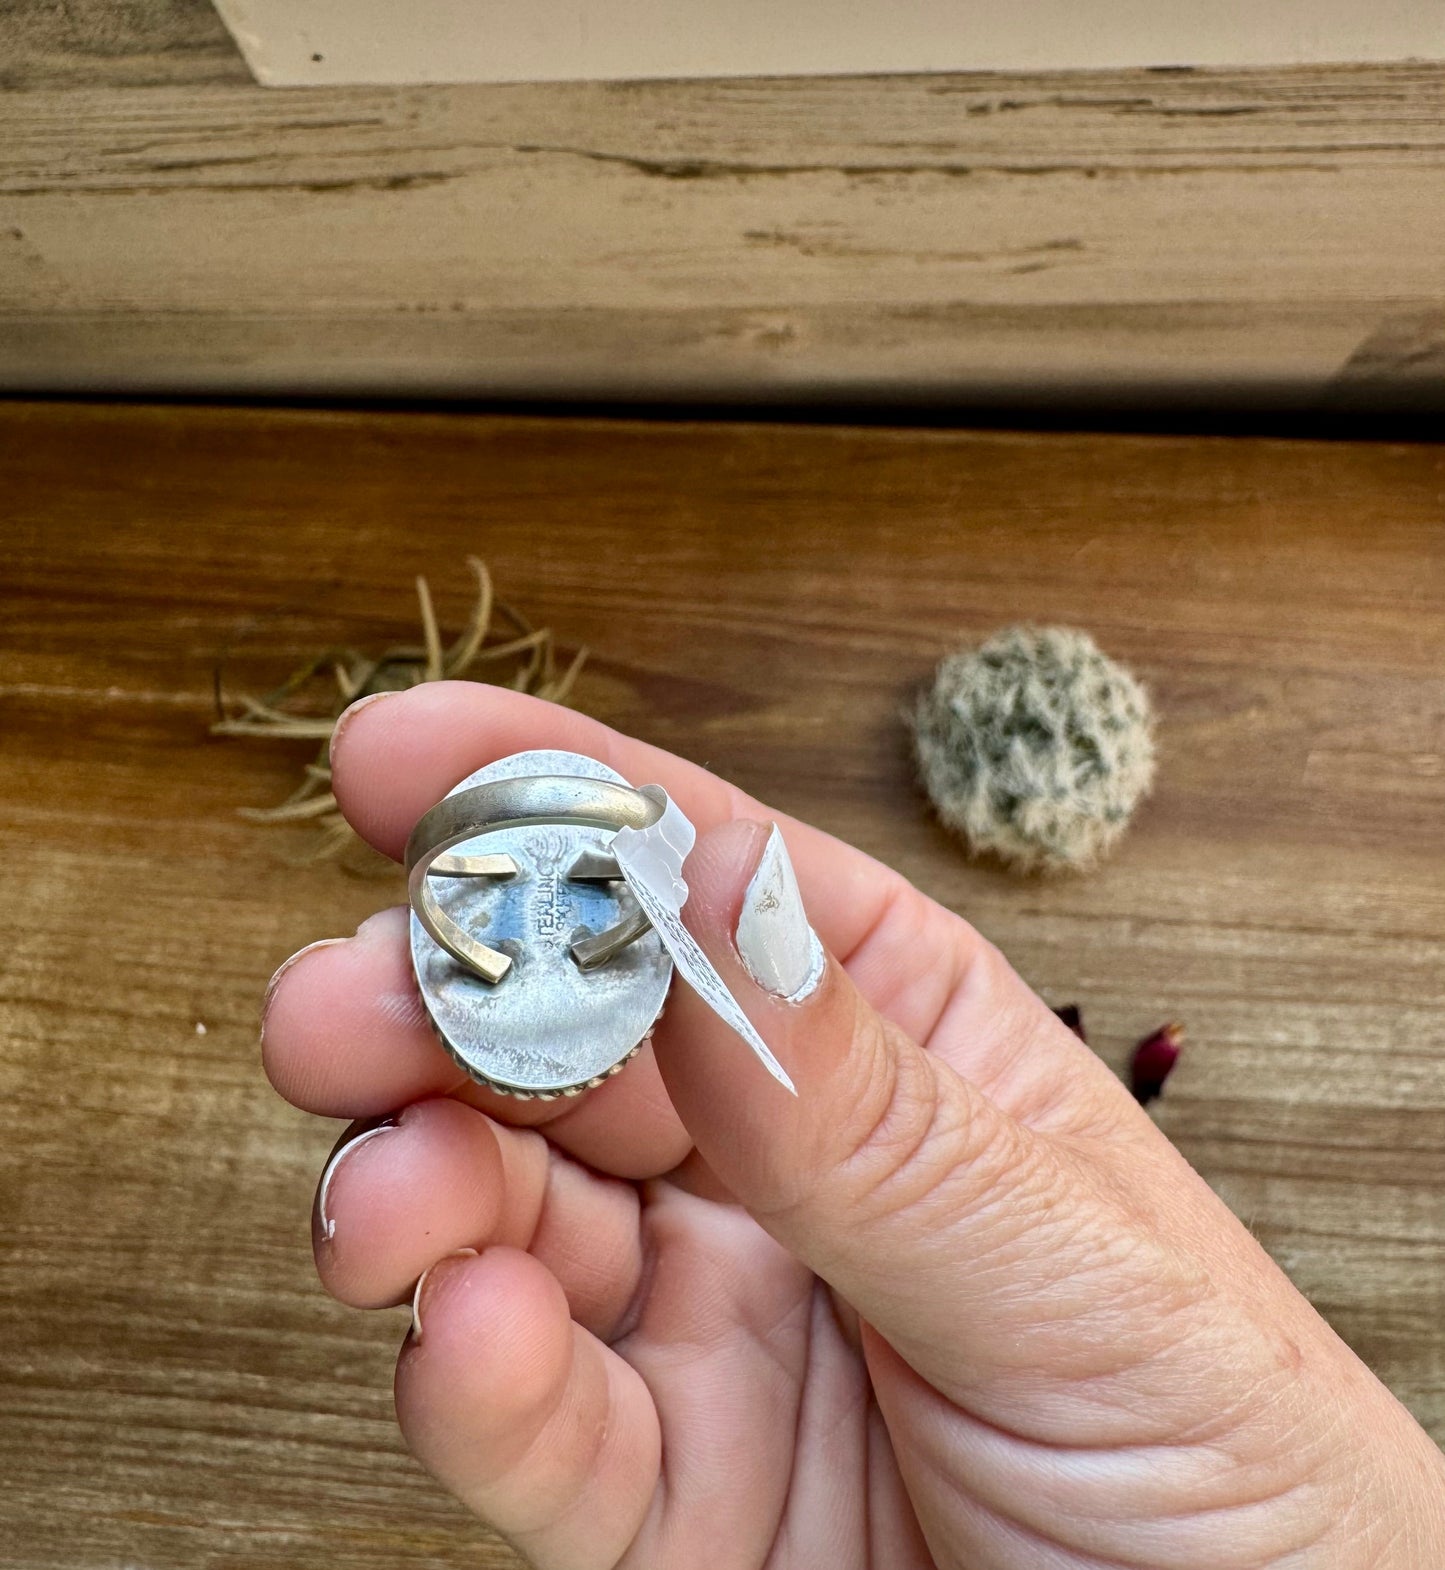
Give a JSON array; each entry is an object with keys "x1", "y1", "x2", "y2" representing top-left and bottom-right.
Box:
[{"x1": 828, "y1": 1006, "x2": 1025, "y2": 1233}]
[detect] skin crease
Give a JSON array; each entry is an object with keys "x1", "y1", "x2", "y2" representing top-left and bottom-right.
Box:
[{"x1": 263, "y1": 683, "x2": 1445, "y2": 1570}]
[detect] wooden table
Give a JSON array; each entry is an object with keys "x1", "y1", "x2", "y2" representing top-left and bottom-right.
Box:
[{"x1": 2, "y1": 401, "x2": 1442, "y2": 1567}]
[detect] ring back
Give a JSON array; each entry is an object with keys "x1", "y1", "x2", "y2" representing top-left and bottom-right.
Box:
[{"x1": 408, "y1": 749, "x2": 674, "y2": 1097}]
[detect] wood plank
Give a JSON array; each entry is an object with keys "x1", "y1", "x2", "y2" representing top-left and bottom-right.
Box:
[
  {"x1": 1, "y1": 401, "x2": 1443, "y2": 1566},
  {"x1": 3, "y1": 14, "x2": 1444, "y2": 402}
]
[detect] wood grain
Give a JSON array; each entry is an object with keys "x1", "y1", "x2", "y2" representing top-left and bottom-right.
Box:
[
  {"x1": 3, "y1": 0, "x2": 1445, "y2": 403},
  {"x1": 0, "y1": 0, "x2": 251, "y2": 91},
  {"x1": 1, "y1": 400, "x2": 1443, "y2": 1565}
]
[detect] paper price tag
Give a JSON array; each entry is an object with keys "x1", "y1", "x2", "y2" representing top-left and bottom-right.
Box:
[{"x1": 612, "y1": 791, "x2": 797, "y2": 1095}]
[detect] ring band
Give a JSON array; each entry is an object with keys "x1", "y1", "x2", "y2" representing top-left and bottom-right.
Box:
[{"x1": 405, "y1": 775, "x2": 664, "y2": 983}]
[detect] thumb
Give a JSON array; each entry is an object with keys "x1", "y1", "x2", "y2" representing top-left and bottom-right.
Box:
[{"x1": 654, "y1": 818, "x2": 1216, "y2": 1415}]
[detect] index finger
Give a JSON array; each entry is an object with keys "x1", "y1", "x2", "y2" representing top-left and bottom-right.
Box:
[
  {"x1": 330, "y1": 681, "x2": 905, "y2": 961},
  {"x1": 329, "y1": 683, "x2": 1117, "y2": 1144}
]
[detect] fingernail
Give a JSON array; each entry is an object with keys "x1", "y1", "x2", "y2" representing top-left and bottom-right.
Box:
[
  {"x1": 354, "y1": 908, "x2": 399, "y2": 942},
  {"x1": 411, "y1": 1249, "x2": 479, "y2": 1341},
  {"x1": 329, "y1": 688, "x2": 400, "y2": 767},
  {"x1": 735, "y1": 824, "x2": 825, "y2": 1002},
  {"x1": 262, "y1": 937, "x2": 346, "y2": 1028},
  {"x1": 315, "y1": 1118, "x2": 398, "y2": 1242}
]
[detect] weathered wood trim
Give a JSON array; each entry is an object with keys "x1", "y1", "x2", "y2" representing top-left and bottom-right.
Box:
[{"x1": 3, "y1": 6, "x2": 1443, "y2": 404}]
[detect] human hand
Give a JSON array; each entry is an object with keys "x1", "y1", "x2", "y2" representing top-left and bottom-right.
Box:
[{"x1": 262, "y1": 682, "x2": 1445, "y2": 1569}]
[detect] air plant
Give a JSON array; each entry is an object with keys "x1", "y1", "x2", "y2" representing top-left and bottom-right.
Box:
[{"x1": 212, "y1": 557, "x2": 587, "y2": 864}]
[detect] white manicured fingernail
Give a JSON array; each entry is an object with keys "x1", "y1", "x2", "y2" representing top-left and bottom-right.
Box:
[
  {"x1": 315, "y1": 1120, "x2": 397, "y2": 1242},
  {"x1": 735, "y1": 824, "x2": 825, "y2": 1002},
  {"x1": 411, "y1": 1249, "x2": 479, "y2": 1341}
]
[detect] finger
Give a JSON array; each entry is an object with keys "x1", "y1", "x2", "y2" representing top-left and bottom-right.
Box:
[
  {"x1": 656, "y1": 817, "x2": 1237, "y2": 1436},
  {"x1": 312, "y1": 687, "x2": 1130, "y2": 1117},
  {"x1": 398, "y1": 1248, "x2": 660, "y2": 1570},
  {"x1": 323, "y1": 681, "x2": 1121, "y2": 1123},
  {"x1": 329, "y1": 682, "x2": 897, "y2": 960},
  {"x1": 262, "y1": 906, "x2": 692, "y2": 1178},
  {"x1": 313, "y1": 1098, "x2": 645, "y2": 1339},
  {"x1": 326, "y1": 682, "x2": 1080, "y2": 1062},
  {"x1": 327, "y1": 685, "x2": 1147, "y2": 1089},
  {"x1": 455, "y1": 1037, "x2": 690, "y2": 1180}
]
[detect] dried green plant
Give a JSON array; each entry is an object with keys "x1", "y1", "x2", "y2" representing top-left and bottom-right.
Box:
[{"x1": 213, "y1": 557, "x2": 587, "y2": 864}]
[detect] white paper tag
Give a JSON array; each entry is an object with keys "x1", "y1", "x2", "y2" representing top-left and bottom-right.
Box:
[{"x1": 611, "y1": 790, "x2": 797, "y2": 1095}]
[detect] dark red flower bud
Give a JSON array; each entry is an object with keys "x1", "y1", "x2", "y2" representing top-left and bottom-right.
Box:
[
  {"x1": 1053, "y1": 1004, "x2": 1087, "y2": 1042},
  {"x1": 1130, "y1": 1021, "x2": 1185, "y2": 1105}
]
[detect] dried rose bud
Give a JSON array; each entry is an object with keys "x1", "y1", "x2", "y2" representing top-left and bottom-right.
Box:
[
  {"x1": 1130, "y1": 1021, "x2": 1185, "y2": 1104},
  {"x1": 1052, "y1": 1004, "x2": 1087, "y2": 1042}
]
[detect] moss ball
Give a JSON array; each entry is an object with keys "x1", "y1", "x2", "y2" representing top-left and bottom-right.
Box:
[{"x1": 913, "y1": 626, "x2": 1156, "y2": 873}]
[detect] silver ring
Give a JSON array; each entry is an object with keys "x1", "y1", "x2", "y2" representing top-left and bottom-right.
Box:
[{"x1": 405, "y1": 775, "x2": 664, "y2": 983}]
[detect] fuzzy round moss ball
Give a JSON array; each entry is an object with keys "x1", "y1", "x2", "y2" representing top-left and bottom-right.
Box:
[{"x1": 914, "y1": 626, "x2": 1156, "y2": 873}]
